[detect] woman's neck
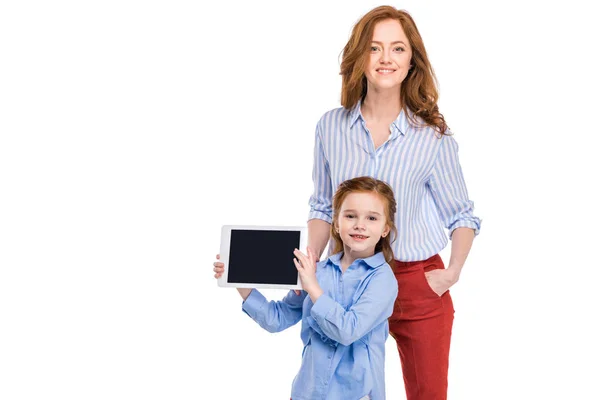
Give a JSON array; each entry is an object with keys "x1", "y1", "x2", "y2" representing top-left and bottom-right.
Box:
[{"x1": 362, "y1": 88, "x2": 402, "y2": 123}]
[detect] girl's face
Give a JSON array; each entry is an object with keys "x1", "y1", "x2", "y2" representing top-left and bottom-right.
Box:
[
  {"x1": 335, "y1": 191, "x2": 390, "y2": 259},
  {"x1": 364, "y1": 18, "x2": 413, "y2": 93}
]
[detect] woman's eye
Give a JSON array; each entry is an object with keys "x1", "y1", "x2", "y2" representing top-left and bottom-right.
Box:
[
  {"x1": 371, "y1": 46, "x2": 379, "y2": 52},
  {"x1": 394, "y1": 46, "x2": 404, "y2": 52}
]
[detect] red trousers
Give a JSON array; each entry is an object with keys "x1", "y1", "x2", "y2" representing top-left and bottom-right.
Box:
[{"x1": 389, "y1": 254, "x2": 454, "y2": 400}]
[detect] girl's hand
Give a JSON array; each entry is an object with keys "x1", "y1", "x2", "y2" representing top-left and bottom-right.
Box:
[
  {"x1": 213, "y1": 254, "x2": 224, "y2": 279},
  {"x1": 293, "y1": 248, "x2": 319, "y2": 293},
  {"x1": 214, "y1": 253, "x2": 302, "y2": 296},
  {"x1": 213, "y1": 254, "x2": 252, "y2": 300}
]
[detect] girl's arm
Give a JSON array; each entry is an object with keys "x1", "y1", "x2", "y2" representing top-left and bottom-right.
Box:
[
  {"x1": 236, "y1": 288, "x2": 252, "y2": 300},
  {"x1": 308, "y1": 267, "x2": 398, "y2": 346},
  {"x1": 241, "y1": 289, "x2": 307, "y2": 333}
]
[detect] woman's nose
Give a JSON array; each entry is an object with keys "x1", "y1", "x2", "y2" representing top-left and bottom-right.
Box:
[{"x1": 380, "y1": 50, "x2": 391, "y2": 63}]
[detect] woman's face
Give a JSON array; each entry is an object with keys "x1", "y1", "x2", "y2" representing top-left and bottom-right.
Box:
[{"x1": 365, "y1": 19, "x2": 413, "y2": 93}]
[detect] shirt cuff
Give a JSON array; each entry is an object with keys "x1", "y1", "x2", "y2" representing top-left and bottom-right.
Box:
[
  {"x1": 308, "y1": 210, "x2": 332, "y2": 224},
  {"x1": 449, "y1": 219, "x2": 481, "y2": 238},
  {"x1": 241, "y1": 289, "x2": 265, "y2": 319},
  {"x1": 310, "y1": 293, "x2": 337, "y2": 325}
]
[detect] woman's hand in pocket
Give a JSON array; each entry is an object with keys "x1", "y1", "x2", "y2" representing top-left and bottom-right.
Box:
[{"x1": 424, "y1": 268, "x2": 459, "y2": 296}]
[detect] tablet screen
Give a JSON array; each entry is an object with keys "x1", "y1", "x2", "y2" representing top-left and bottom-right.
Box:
[{"x1": 227, "y1": 229, "x2": 300, "y2": 285}]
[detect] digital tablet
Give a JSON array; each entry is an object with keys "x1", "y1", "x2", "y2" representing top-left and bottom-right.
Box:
[{"x1": 218, "y1": 225, "x2": 307, "y2": 290}]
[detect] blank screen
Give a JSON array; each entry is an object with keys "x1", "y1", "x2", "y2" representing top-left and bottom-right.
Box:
[{"x1": 227, "y1": 229, "x2": 300, "y2": 285}]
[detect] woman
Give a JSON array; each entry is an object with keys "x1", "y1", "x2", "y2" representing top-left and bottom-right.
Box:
[{"x1": 307, "y1": 6, "x2": 481, "y2": 400}]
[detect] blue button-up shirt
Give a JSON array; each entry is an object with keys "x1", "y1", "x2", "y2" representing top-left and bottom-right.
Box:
[
  {"x1": 242, "y1": 252, "x2": 398, "y2": 400},
  {"x1": 309, "y1": 102, "x2": 481, "y2": 261}
]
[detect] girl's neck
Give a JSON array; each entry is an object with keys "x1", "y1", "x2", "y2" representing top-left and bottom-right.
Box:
[
  {"x1": 362, "y1": 88, "x2": 402, "y2": 123},
  {"x1": 340, "y1": 248, "x2": 375, "y2": 273}
]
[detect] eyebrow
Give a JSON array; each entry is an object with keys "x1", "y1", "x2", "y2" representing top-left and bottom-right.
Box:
[
  {"x1": 342, "y1": 209, "x2": 383, "y2": 216},
  {"x1": 371, "y1": 40, "x2": 406, "y2": 46}
]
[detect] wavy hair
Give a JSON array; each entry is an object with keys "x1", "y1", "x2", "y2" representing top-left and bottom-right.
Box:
[
  {"x1": 340, "y1": 6, "x2": 449, "y2": 135},
  {"x1": 330, "y1": 177, "x2": 397, "y2": 265}
]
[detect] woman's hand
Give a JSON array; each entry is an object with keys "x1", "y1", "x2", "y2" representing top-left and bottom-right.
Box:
[{"x1": 424, "y1": 268, "x2": 459, "y2": 296}]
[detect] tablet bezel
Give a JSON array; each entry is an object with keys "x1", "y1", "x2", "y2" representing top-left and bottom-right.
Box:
[{"x1": 218, "y1": 225, "x2": 306, "y2": 290}]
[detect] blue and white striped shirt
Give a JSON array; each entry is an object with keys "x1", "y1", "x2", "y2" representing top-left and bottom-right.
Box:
[{"x1": 308, "y1": 102, "x2": 481, "y2": 262}]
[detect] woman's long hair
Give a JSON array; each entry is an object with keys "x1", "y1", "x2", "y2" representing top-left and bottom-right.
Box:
[{"x1": 340, "y1": 6, "x2": 449, "y2": 135}]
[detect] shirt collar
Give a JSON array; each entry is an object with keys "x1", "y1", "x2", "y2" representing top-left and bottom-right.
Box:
[
  {"x1": 348, "y1": 101, "x2": 363, "y2": 128},
  {"x1": 348, "y1": 100, "x2": 410, "y2": 138},
  {"x1": 326, "y1": 251, "x2": 387, "y2": 269}
]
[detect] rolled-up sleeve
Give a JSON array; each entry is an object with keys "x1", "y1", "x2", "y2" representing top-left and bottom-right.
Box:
[
  {"x1": 428, "y1": 134, "x2": 481, "y2": 238},
  {"x1": 308, "y1": 123, "x2": 333, "y2": 224}
]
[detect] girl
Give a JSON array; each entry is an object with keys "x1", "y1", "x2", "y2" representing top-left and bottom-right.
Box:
[{"x1": 213, "y1": 177, "x2": 398, "y2": 400}]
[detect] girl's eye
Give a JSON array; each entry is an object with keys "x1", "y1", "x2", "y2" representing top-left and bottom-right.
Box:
[
  {"x1": 371, "y1": 46, "x2": 379, "y2": 52},
  {"x1": 368, "y1": 216, "x2": 377, "y2": 221},
  {"x1": 346, "y1": 215, "x2": 355, "y2": 219},
  {"x1": 394, "y1": 46, "x2": 404, "y2": 52}
]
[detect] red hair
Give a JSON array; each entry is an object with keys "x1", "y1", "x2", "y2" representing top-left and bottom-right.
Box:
[
  {"x1": 330, "y1": 177, "x2": 397, "y2": 265},
  {"x1": 340, "y1": 6, "x2": 449, "y2": 135}
]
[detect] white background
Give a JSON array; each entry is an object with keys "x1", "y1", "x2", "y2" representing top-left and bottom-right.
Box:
[{"x1": 1, "y1": 0, "x2": 599, "y2": 399}]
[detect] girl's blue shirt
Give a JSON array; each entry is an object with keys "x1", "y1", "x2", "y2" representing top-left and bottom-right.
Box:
[{"x1": 242, "y1": 251, "x2": 398, "y2": 400}]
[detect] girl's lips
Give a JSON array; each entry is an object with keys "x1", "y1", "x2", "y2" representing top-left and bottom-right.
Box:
[{"x1": 350, "y1": 234, "x2": 369, "y2": 241}]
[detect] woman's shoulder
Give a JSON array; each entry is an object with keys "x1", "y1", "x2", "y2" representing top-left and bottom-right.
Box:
[
  {"x1": 316, "y1": 106, "x2": 353, "y2": 130},
  {"x1": 407, "y1": 111, "x2": 458, "y2": 145}
]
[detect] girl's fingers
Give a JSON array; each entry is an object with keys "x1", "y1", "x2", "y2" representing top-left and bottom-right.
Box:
[
  {"x1": 216, "y1": 254, "x2": 220, "y2": 260},
  {"x1": 213, "y1": 262, "x2": 224, "y2": 267},
  {"x1": 293, "y1": 258, "x2": 302, "y2": 271},
  {"x1": 294, "y1": 249, "x2": 309, "y2": 266}
]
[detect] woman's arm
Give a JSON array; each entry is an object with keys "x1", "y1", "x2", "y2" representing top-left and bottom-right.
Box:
[
  {"x1": 428, "y1": 135, "x2": 481, "y2": 238},
  {"x1": 426, "y1": 135, "x2": 480, "y2": 294},
  {"x1": 307, "y1": 122, "x2": 333, "y2": 259},
  {"x1": 447, "y1": 227, "x2": 475, "y2": 278},
  {"x1": 308, "y1": 219, "x2": 331, "y2": 259}
]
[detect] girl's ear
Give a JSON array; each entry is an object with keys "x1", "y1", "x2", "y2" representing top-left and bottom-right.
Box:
[{"x1": 382, "y1": 225, "x2": 390, "y2": 238}]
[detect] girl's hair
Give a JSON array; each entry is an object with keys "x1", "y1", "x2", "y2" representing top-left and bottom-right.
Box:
[
  {"x1": 331, "y1": 176, "x2": 397, "y2": 264},
  {"x1": 340, "y1": 6, "x2": 449, "y2": 135}
]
